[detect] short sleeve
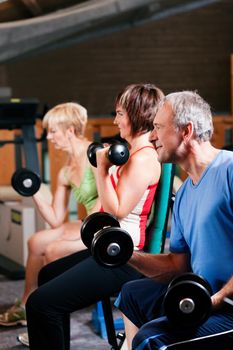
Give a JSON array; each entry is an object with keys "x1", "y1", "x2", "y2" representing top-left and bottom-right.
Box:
[{"x1": 169, "y1": 188, "x2": 190, "y2": 254}]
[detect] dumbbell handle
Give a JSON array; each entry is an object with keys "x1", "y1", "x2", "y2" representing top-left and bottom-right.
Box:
[
  {"x1": 11, "y1": 168, "x2": 41, "y2": 197},
  {"x1": 107, "y1": 242, "x2": 121, "y2": 256},
  {"x1": 179, "y1": 296, "x2": 233, "y2": 314},
  {"x1": 92, "y1": 227, "x2": 134, "y2": 267},
  {"x1": 179, "y1": 298, "x2": 195, "y2": 314},
  {"x1": 223, "y1": 297, "x2": 233, "y2": 307},
  {"x1": 23, "y1": 178, "x2": 33, "y2": 188},
  {"x1": 87, "y1": 142, "x2": 129, "y2": 167},
  {"x1": 92, "y1": 227, "x2": 122, "y2": 257},
  {"x1": 93, "y1": 227, "x2": 126, "y2": 257}
]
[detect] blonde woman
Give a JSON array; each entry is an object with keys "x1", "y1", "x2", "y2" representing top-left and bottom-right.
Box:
[{"x1": 0, "y1": 102, "x2": 100, "y2": 326}]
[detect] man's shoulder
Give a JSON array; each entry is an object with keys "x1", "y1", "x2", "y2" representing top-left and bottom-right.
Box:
[
  {"x1": 220, "y1": 149, "x2": 233, "y2": 159},
  {"x1": 219, "y1": 150, "x2": 233, "y2": 169}
]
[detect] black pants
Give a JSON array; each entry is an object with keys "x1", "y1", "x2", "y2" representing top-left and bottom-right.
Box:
[{"x1": 26, "y1": 249, "x2": 143, "y2": 350}]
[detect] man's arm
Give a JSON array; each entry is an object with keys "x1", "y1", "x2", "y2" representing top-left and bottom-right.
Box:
[
  {"x1": 212, "y1": 276, "x2": 233, "y2": 309},
  {"x1": 129, "y1": 251, "x2": 190, "y2": 283}
]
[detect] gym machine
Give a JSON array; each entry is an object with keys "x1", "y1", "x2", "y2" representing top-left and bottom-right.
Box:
[
  {"x1": 0, "y1": 98, "x2": 42, "y2": 173},
  {"x1": 0, "y1": 98, "x2": 46, "y2": 279}
]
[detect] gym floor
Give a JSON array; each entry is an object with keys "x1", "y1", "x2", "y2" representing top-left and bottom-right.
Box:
[{"x1": 0, "y1": 274, "x2": 111, "y2": 349}]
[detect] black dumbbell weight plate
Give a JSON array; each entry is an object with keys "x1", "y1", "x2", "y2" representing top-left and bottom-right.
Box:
[
  {"x1": 87, "y1": 142, "x2": 104, "y2": 167},
  {"x1": 163, "y1": 280, "x2": 212, "y2": 327},
  {"x1": 92, "y1": 227, "x2": 134, "y2": 267},
  {"x1": 80, "y1": 212, "x2": 120, "y2": 249},
  {"x1": 11, "y1": 168, "x2": 41, "y2": 197},
  {"x1": 108, "y1": 143, "x2": 129, "y2": 166},
  {"x1": 168, "y1": 273, "x2": 213, "y2": 295}
]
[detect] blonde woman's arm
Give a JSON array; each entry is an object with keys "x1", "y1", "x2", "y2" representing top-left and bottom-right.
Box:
[
  {"x1": 87, "y1": 166, "x2": 101, "y2": 214},
  {"x1": 33, "y1": 166, "x2": 71, "y2": 228}
]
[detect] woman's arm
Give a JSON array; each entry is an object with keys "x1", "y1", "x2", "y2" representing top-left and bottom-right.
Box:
[
  {"x1": 86, "y1": 166, "x2": 101, "y2": 214},
  {"x1": 88, "y1": 197, "x2": 101, "y2": 214},
  {"x1": 32, "y1": 166, "x2": 70, "y2": 228},
  {"x1": 96, "y1": 147, "x2": 160, "y2": 219}
]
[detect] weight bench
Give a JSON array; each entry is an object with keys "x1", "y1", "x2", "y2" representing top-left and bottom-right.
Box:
[
  {"x1": 92, "y1": 163, "x2": 176, "y2": 349},
  {"x1": 166, "y1": 329, "x2": 233, "y2": 349}
]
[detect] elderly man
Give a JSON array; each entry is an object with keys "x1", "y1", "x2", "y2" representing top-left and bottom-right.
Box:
[{"x1": 117, "y1": 91, "x2": 233, "y2": 350}]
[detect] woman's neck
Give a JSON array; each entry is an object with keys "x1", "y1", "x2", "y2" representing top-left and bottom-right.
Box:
[
  {"x1": 128, "y1": 132, "x2": 153, "y2": 153},
  {"x1": 67, "y1": 137, "x2": 88, "y2": 157}
]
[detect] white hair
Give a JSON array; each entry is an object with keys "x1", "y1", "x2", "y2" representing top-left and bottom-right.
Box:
[{"x1": 162, "y1": 91, "x2": 213, "y2": 141}]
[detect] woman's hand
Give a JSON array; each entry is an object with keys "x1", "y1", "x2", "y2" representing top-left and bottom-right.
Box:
[{"x1": 95, "y1": 144, "x2": 112, "y2": 173}]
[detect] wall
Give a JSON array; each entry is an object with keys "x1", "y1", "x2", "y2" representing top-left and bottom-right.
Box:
[
  {"x1": 0, "y1": 66, "x2": 8, "y2": 85},
  {"x1": 0, "y1": 1, "x2": 232, "y2": 188},
  {"x1": 231, "y1": 54, "x2": 233, "y2": 114},
  {"x1": 0, "y1": 1, "x2": 233, "y2": 115}
]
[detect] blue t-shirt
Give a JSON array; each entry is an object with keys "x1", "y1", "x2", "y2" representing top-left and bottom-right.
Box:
[{"x1": 170, "y1": 150, "x2": 233, "y2": 293}]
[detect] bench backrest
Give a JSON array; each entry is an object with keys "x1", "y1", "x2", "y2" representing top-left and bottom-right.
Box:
[{"x1": 145, "y1": 163, "x2": 175, "y2": 254}]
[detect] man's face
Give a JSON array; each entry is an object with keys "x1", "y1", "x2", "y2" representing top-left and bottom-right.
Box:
[{"x1": 150, "y1": 101, "x2": 184, "y2": 163}]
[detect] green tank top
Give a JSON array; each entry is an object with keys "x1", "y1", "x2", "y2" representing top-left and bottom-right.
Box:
[{"x1": 70, "y1": 167, "x2": 98, "y2": 215}]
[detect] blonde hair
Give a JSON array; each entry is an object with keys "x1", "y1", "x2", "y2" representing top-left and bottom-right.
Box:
[{"x1": 42, "y1": 102, "x2": 88, "y2": 136}]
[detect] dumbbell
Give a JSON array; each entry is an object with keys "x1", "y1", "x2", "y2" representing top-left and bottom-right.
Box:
[
  {"x1": 87, "y1": 141, "x2": 130, "y2": 167},
  {"x1": 11, "y1": 168, "x2": 41, "y2": 196},
  {"x1": 163, "y1": 273, "x2": 213, "y2": 327},
  {"x1": 80, "y1": 212, "x2": 134, "y2": 267},
  {"x1": 163, "y1": 273, "x2": 233, "y2": 328}
]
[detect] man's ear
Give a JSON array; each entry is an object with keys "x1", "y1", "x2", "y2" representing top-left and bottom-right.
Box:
[{"x1": 182, "y1": 122, "x2": 194, "y2": 143}]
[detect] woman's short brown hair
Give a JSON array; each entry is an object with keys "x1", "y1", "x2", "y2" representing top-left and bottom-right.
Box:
[{"x1": 115, "y1": 83, "x2": 164, "y2": 137}]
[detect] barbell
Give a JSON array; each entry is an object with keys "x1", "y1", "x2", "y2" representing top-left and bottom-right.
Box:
[
  {"x1": 80, "y1": 212, "x2": 134, "y2": 267},
  {"x1": 87, "y1": 141, "x2": 130, "y2": 168},
  {"x1": 11, "y1": 168, "x2": 41, "y2": 197}
]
